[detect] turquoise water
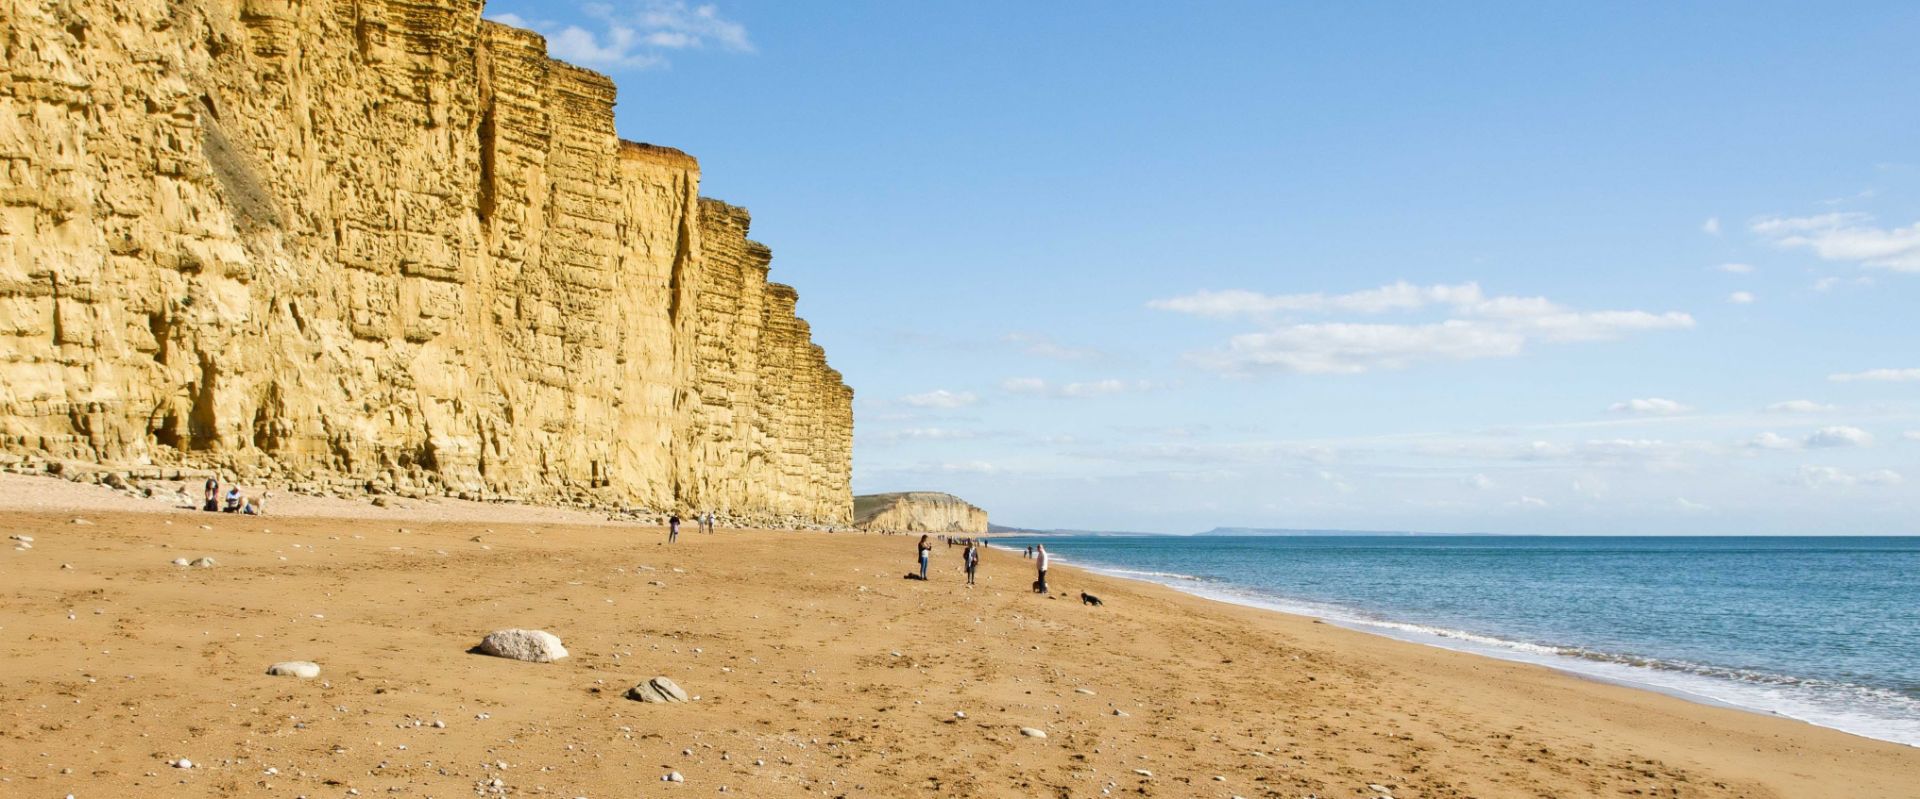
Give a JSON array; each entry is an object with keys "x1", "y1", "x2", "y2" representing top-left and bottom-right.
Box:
[{"x1": 992, "y1": 535, "x2": 1920, "y2": 746}]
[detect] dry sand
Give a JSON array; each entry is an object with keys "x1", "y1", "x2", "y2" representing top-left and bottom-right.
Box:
[{"x1": 1, "y1": 473, "x2": 1914, "y2": 798}]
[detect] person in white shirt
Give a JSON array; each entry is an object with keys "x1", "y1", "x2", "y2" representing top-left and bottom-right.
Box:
[{"x1": 1035, "y1": 544, "x2": 1050, "y2": 594}]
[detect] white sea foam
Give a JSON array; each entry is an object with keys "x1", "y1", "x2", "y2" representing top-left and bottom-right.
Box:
[{"x1": 1076, "y1": 560, "x2": 1920, "y2": 747}]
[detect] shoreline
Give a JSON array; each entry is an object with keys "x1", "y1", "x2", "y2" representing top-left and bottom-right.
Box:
[
  {"x1": 1009, "y1": 543, "x2": 1920, "y2": 750},
  {"x1": 4, "y1": 476, "x2": 1918, "y2": 797}
]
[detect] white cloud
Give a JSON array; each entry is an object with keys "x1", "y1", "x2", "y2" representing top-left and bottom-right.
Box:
[
  {"x1": 1153, "y1": 282, "x2": 1693, "y2": 375},
  {"x1": 1609, "y1": 398, "x2": 1692, "y2": 415},
  {"x1": 1796, "y1": 465, "x2": 1903, "y2": 488},
  {"x1": 1510, "y1": 495, "x2": 1550, "y2": 509},
  {"x1": 1004, "y1": 332, "x2": 1102, "y2": 361},
  {"x1": 1751, "y1": 212, "x2": 1920, "y2": 272},
  {"x1": 1469, "y1": 473, "x2": 1496, "y2": 490},
  {"x1": 1147, "y1": 282, "x2": 1489, "y2": 317},
  {"x1": 900, "y1": 389, "x2": 979, "y2": 409},
  {"x1": 1805, "y1": 426, "x2": 1874, "y2": 448},
  {"x1": 1715, "y1": 262, "x2": 1753, "y2": 274},
  {"x1": 1905, "y1": 431, "x2": 1920, "y2": 442},
  {"x1": 1001, "y1": 377, "x2": 1157, "y2": 398},
  {"x1": 1748, "y1": 426, "x2": 1875, "y2": 450},
  {"x1": 1676, "y1": 497, "x2": 1712, "y2": 512},
  {"x1": 1829, "y1": 368, "x2": 1920, "y2": 383},
  {"x1": 486, "y1": 2, "x2": 753, "y2": 70},
  {"x1": 870, "y1": 427, "x2": 978, "y2": 443},
  {"x1": 1765, "y1": 400, "x2": 1836, "y2": 413},
  {"x1": 1727, "y1": 291, "x2": 1756, "y2": 304},
  {"x1": 1702, "y1": 217, "x2": 1721, "y2": 235}
]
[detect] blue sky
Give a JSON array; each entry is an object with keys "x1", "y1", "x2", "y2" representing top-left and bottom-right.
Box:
[{"x1": 486, "y1": 1, "x2": 1920, "y2": 534}]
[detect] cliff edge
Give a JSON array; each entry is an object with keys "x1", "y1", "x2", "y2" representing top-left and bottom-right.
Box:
[
  {"x1": 0, "y1": 1, "x2": 852, "y2": 524},
  {"x1": 853, "y1": 492, "x2": 989, "y2": 534}
]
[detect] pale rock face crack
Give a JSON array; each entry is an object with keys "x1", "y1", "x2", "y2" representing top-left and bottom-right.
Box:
[{"x1": 0, "y1": 1, "x2": 853, "y2": 525}]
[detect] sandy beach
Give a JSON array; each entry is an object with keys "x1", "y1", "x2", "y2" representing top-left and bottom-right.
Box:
[{"x1": 1, "y1": 472, "x2": 1914, "y2": 798}]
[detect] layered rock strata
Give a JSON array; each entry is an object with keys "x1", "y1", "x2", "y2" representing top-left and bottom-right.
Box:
[
  {"x1": 853, "y1": 492, "x2": 989, "y2": 534},
  {"x1": 0, "y1": 1, "x2": 852, "y2": 523}
]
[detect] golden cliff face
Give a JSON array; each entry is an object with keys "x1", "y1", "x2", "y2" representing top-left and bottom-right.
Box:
[
  {"x1": 853, "y1": 493, "x2": 990, "y2": 535},
  {"x1": 0, "y1": 1, "x2": 853, "y2": 523}
]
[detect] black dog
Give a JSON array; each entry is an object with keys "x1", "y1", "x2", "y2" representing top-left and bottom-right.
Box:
[{"x1": 1080, "y1": 592, "x2": 1103, "y2": 607}]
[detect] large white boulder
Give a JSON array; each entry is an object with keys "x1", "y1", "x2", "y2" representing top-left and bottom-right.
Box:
[{"x1": 478, "y1": 629, "x2": 568, "y2": 663}]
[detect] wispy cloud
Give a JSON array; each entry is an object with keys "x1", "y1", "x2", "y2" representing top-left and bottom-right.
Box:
[
  {"x1": 488, "y1": 2, "x2": 752, "y2": 70},
  {"x1": 899, "y1": 389, "x2": 979, "y2": 409},
  {"x1": 1796, "y1": 465, "x2": 1903, "y2": 488},
  {"x1": 1002, "y1": 377, "x2": 1158, "y2": 398},
  {"x1": 1727, "y1": 291, "x2": 1756, "y2": 305},
  {"x1": 1766, "y1": 400, "x2": 1836, "y2": 413},
  {"x1": 865, "y1": 427, "x2": 981, "y2": 443},
  {"x1": 1701, "y1": 217, "x2": 1722, "y2": 236},
  {"x1": 1609, "y1": 398, "x2": 1691, "y2": 416},
  {"x1": 1829, "y1": 368, "x2": 1920, "y2": 383},
  {"x1": 1751, "y1": 212, "x2": 1920, "y2": 273},
  {"x1": 1151, "y1": 282, "x2": 1692, "y2": 375},
  {"x1": 1716, "y1": 262, "x2": 1753, "y2": 274},
  {"x1": 1003, "y1": 332, "x2": 1102, "y2": 361},
  {"x1": 1748, "y1": 426, "x2": 1875, "y2": 450}
]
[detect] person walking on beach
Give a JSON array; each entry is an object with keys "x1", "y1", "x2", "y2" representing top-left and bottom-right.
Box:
[
  {"x1": 1034, "y1": 544, "x2": 1050, "y2": 594},
  {"x1": 963, "y1": 540, "x2": 980, "y2": 586},
  {"x1": 917, "y1": 534, "x2": 932, "y2": 580},
  {"x1": 703, "y1": 511, "x2": 715, "y2": 534},
  {"x1": 668, "y1": 514, "x2": 681, "y2": 543}
]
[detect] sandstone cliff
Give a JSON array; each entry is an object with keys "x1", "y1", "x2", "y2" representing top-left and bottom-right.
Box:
[
  {"x1": 853, "y1": 492, "x2": 989, "y2": 534},
  {"x1": 0, "y1": 1, "x2": 852, "y2": 523}
]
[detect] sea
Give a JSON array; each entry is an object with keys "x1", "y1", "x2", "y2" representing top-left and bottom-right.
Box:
[{"x1": 990, "y1": 534, "x2": 1920, "y2": 747}]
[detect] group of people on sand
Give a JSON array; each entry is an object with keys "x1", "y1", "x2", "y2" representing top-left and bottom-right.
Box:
[
  {"x1": 664, "y1": 511, "x2": 719, "y2": 543},
  {"x1": 200, "y1": 475, "x2": 264, "y2": 515},
  {"x1": 914, "y1": 534, "x2": 1047, "y2": 592}
]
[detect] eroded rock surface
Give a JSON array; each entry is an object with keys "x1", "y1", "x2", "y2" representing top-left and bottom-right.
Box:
[
  {"x1": 0, "y1": 1, "x2": 852, "y2": 525},
  {"x1": 853, "y1": 492, "x2": 989, "y2": 534}
]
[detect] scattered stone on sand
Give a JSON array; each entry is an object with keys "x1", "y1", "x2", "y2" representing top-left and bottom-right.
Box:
[
  {"x1": 1075, "y1": 687, "x2": 1097, "y2": 695},
  {"x1": 1020, "y1": 727, "x2": 1048, "y2": 738},
  {"x1": 70, "y1": 517, "x2": 93, "y2": 525},
  {"x1": 190, "y1": 556, "x2": 217, "y2": 567},
  {"x1": 8, "y1": 534, "x2": 30, "y2": 542},
  {"x1": 171, "y1": 557, "x2": 191, "y2": 567},
  {"x1": 627, "y1": 676, "x2": 690, "y2": 703},
  {"x1": 954, "y1": 711, "x2": 967, "y2": 719},
  {"x1": 1112, "y1": 709, "x2": 1130, "y2": 717},
  {"x1": 1133, "y1": 769, "x2": 1153, "y2": 777},
  {"x1": 477, "y1": 629, "x2": 569, "y2": 663},
  {"x1": 1369, "y1": 784, "x2": 1394, "y2": 795},
  {"x1": 664, "y1": 771, "x2": 685, "y2": 782},
  {"x1": 266, "y1": 661, "x2": 321, "y2": 679},
  {"x1": 61, "y1": 563, "x2": 72, "y2": 569},
  {"x1": 172, "y1": 758, "x2": 194, "y2": 769}
]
